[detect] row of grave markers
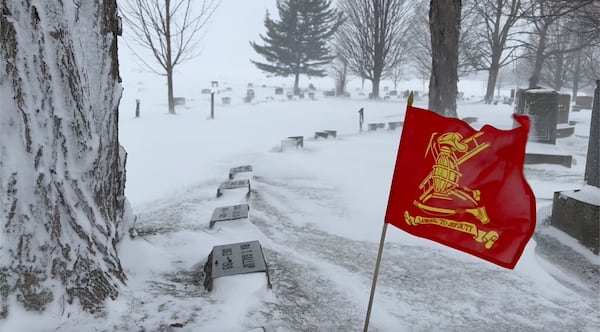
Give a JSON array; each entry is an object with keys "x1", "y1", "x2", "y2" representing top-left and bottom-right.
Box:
[
  {"x1": 203, "y1": 164, "x2": 272, "y2": 294},
  {"x1": 202, "y1": 115, "x2": 403, "y2": 329}
]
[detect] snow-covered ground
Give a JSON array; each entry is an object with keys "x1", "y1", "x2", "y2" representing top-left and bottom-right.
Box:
[{"x1": 3, "y1": 72, "x2": 598, "y2": 331}]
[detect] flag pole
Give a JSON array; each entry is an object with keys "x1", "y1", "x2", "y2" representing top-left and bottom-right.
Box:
[
  {"x1": 363, "y1": 222, "x2": 389, "y2": 332},
  {"x1": 364, "y1": 92, "x2": 413, "y2": 331}
]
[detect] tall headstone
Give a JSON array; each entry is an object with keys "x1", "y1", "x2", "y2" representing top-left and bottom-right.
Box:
[
  {"x1": 516, "y1": 88, "x2": 572, "y2": 167},
  {"x1": 584, "y1": 81, "x2": 599, "y2": 187},
  {"x1": 515, "y1": 88, "x2": 558, "y2": 144},
  {"x1": 550, "y1": 81, "x2": 600, "y2": 254}
]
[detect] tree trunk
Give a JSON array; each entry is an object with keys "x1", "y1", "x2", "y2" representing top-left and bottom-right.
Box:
[
  {"x1": 167, "y1": 65, "x2": 175, "y2": 114},
  {"x1": 529, "y1": 28, "x2": 547, "y2": 88},
  {"x1": 584, "y1": 80, "x2": 599, "y2": 187},
  {"x1": 485, "y1": 56, "x2": 501, "y2": 103},
  {"x1": 165, "y1": 0, "x2": 175, "y2": 114},
  {"x1": 293, "y1": 71, "x2": 300, "y2": 95},
  {"x1": 372, "y1": 77, "x2": 381, "y2": 99},
  {"x1": 553, "y1": 53, "x2": 564, "y2": 91},
  {"x1": 485, "y1": 67, "x2": 500, "y2": 104},
  {"x1": 0, "y1": 0, "x2": 132, "y2": 317},
  {"x1": 429, "y1": 0, "x2": 461, "y2": 117},
  {"x1": 572, "y1": 50, "x2": 581, "y2": 99}
]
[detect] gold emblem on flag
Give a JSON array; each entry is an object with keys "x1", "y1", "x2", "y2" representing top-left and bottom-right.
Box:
[{"x1": 405, "y1": 130, "x2": 500, "y2": 249}]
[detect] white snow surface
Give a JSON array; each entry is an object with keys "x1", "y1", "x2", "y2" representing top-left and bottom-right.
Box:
[
  {"x1": 1, "y1": 0, "x2": 598, "y2": 330},
  {"x1": 2, "y1": 79, "x2": 598, "y2": 331}
]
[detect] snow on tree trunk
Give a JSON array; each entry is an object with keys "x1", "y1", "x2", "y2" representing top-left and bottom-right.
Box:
[{"x1": 0, "y1": 0, "x2": 132, "y2": 316}]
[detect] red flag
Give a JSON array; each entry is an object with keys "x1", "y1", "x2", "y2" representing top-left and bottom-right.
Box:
[{"x1": 385, "y1": 105, "x2": 536, "y2": 269}]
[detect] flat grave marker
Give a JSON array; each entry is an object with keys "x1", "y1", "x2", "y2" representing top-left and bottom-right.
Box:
[
  {"x1": 217, "y1": 179, "x2": 251, "y2": 198},
  {"x1": 287, "y1": 136, "x2": 304, "y2": 148},
  {"x1": 367, "y1": 123, "x2": 385, "y2": 131},
  {"x1": 229, "y1": 165, "x2": 253, "y2": 180},
  {"x1": 388, "y1": 121, "x2": 404, "y2": 130},
  {"x1": 314, "y1": 130, "x2": 337, "y2": 139},
  {"x1": 203, "y1": 240, "x2": 271, "y2": 291},
  {"x1": 209, "y1": 204, "x2": 250, "y2": 229}
]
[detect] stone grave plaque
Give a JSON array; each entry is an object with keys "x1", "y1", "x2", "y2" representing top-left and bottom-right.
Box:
[
  {"x1": 216, "y1": 179, "x2": 251, "y2": 197},
  {"x1": 203, "y1": 240, "x2": 271, "y2": 291},
  {"x1": 229, "y1": 165, "x2": 253, "y2": 180},
  {"x1": 209, "y1": 204, "x2": 249, "y2": 229}
]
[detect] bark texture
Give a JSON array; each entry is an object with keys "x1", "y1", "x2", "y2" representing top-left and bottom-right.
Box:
[
  {"x1": 428, "y1": 0, "x2": 461, "y2": 117},
  {"x1": 0, "y1": 0, "x2": 131, "y2": 316}
]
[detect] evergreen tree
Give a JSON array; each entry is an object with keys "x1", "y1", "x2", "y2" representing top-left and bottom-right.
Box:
[{"x1": 251, "y1": 0, "x2": 342, "y2": 93}]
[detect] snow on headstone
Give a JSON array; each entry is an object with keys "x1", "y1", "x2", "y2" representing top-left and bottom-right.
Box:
[
  {"x1": 216, "y1": 179, "x2": 251, "y2": 198},
  {"x1": 209, "y1": 204, "x2": 250, "y2": 229},
  {"x1": 229, "y1": 165, "x2": 253, "y2": 180},
  {"x1": 203, "y1": 240, "x2": 271, "y2": 291}
]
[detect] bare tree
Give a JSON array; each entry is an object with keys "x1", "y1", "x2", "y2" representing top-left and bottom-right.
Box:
[
  {"x1": 462, "y1": 0, "x2": 523, "y2": 103},
  {"x1": 408, "y1": 0, "x2": 475, "y2": 91},
  {"x1": 578, "y1": 46, "x2": 600, "y2": 94},
  {"x1": 538, "y1": 1, "x2": 600, "y2": 96},
  {"x1": 520, "y1": 0, "x2": 598, "y2": 88},
  {"x1": 330, "y1": 54, "x2": 350, "y2": 96},
  {"x1": 429, "y1": 0, "x2": 462, "y2": 117},
  {"x1": 1, "y1": 0, "x2": 132, "y2": 316},
  {"x1": 120, "y1": 0, "x2": 220, "y2": 114},
  {"x1": 336, "y1": 0, "x2": 411, "y2": 99},
  {"x1": 390, "y1": 61, "x2": 404, "y2": 91},
  {"x1": 407, "y1": 0, "x2": 432, "y2": 88}
]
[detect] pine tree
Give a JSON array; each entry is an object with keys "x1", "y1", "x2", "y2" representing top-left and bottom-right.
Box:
[{"x1": 251, "y1": 0, "x2": 342, "y2": 93}]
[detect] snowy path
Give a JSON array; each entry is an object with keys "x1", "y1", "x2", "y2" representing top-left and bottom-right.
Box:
[{"x1": 125, "y1": 172, "x2": 599, "y2": 332}]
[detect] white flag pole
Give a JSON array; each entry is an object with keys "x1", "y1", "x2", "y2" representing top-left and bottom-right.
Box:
[{"x1": 363, "y1": 222, "x2": 389, "y2": 332}]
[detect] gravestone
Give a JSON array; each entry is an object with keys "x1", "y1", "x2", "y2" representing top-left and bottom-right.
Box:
[
  {"x1": 275, "y1": 87, "x2": 283, "y2": 95},
  {"x1": 367, "y1": 123, "x2": 385, "y2": 131},
  {"x1": 209, "y1": 204, "x2": 249, "y2": 229},
  {"x1": 557, "y1": 94, "x2": 571, "y2": 124},
  {"x1": 550, "y1": 80, "x2": 600, "y2": 254},
  {"x1": 216, "y1": 179, "x2": 251, "y2": 198},
  {"x1": 203, "y1": 240, "x2": 271, "y2": 291},
  {"x1": 314, "y1": 130, "x2": 336, "y2": 139},
  {"x1": 574, "y1": 96, "x2": 593, "y2": 110},
  {"x1": 516, "y1": 88, "x2": 572, "y2": 167},
  {"x1": 388, "y1": 121, "x2": 404, "y2": 130},
  {"x1": 229, "y1": 165, "x2": 253, "y2": 180},
  {"x1": 556, "y1": 93, "x2": 575, "y2": 138},
  {"x1": 515, "y1": 88, "x2": 558, "y2": 144},
  {"x1": 287, "y1": 136, "x2": 304, "y2": 148},
  {"x1": 173, "y1": 97, "x2": 186, "y2": 106},
  {"x1": 221, "y1": 97, "x2": 231, "y2": 105}
]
